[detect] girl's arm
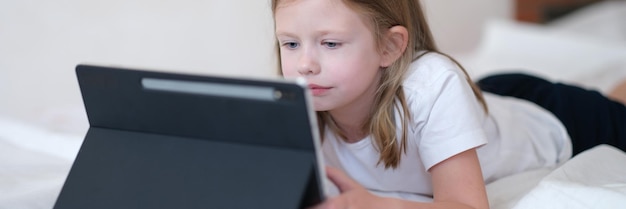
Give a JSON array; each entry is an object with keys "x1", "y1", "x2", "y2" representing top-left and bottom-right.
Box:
[
  {"x1": 428, "y1": 148, "x2": 489, "y2": 209},
  {"x1": 310, "y1": 148, "x2": 489, "y2": 209}
]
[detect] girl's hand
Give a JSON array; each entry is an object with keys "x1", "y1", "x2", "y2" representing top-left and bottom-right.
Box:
[
  {"x1": 309, "y1": 149, "x2": 489, "y2": 209},
  {"x1": 308, "y1": 166, "x2": 394, "y2": 209}
]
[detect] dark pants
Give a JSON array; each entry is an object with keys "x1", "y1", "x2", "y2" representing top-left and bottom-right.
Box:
[{"x1": 477, "y1": 73, "x2": 626, "y2": 155}]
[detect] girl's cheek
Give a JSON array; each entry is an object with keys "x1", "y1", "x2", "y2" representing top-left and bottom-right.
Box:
[
  {"x1": 281, "y1": 69, "x2": 293, "y2": 77},
  {"x1": 280, "y1": 62, "x2": 297, "y2": 77}
]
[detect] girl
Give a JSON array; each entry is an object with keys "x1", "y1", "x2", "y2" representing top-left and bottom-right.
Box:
[{"x1": 272, "y1": 0, "x2": 626, "y2": 208}]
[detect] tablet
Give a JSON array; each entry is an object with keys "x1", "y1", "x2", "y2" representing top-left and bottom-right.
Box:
[{"x1": 53, "y1": 64, "x2": 327, "y2": 209}]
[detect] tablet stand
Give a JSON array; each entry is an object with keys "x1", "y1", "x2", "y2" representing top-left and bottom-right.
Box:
[{"x1": 53, "y1": 65, "x2": 326, "y2": 209}]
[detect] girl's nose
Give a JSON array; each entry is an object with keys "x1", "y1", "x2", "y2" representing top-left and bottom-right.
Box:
[{"x1": 297, "y1": 49, "x2": 320, "y2": 76}]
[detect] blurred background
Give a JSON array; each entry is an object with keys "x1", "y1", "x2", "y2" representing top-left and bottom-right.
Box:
[
  {"x1": 1, "y1": 0, "x2": 625, "y2": 208},
  {"x1": 0, "y1": 0, "x2": 277, "y2": 133}
]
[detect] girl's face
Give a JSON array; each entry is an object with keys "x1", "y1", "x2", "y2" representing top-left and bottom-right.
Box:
[{"x1": 275, "y1": 0, "x2": 384, "y2": 112}]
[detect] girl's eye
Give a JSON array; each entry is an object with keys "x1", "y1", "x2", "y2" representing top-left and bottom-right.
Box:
[
  {"x1": 282, "y1": 42, "x2": 299, "y2": 49},
  {"x1": 323, "y1": 42, "x2": 341, "y2": 48}
]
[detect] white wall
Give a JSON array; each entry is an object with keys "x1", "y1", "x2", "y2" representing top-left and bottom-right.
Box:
[
  {"x1": 0, "y1": 0, "x2": 277, "y2": 128},
  {"x1": 423, "y1": 0, "x2": 514, "y2": 54},
  {"x1": 0, "y1": 0, "x2": 512, "y2": 131}
]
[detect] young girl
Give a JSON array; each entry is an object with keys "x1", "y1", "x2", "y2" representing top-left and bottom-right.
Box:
[{"x1": 271, "y1": 0, "x2": 626, "y2": 208}]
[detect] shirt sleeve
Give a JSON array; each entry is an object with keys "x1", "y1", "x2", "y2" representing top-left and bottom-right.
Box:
[{"x1": 414, "y1": 69, "x2": 488, "y2": 171}]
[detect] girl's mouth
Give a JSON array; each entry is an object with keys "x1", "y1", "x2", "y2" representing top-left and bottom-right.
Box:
[{"x1": 308, "y1": 84, "x2": 331, "y2": 96}]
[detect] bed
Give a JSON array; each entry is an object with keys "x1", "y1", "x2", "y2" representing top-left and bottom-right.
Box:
[
  {"x1": 0, "y1": 117, "x2": 83, "y2": 209},
  {"x1": 2, "y1": 1, "x2": 626, "y2": 208},
  {"x1": 464, "y1": 1, "x2": 626, "y2": 208}
]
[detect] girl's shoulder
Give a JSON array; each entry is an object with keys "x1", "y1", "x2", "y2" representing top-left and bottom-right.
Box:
[
  {"x1": 411, "y1": 51, "x2": 458, "y2": 68},
  {"x1": 403, "y1": 51, "x2": 466, "y2": 90}
]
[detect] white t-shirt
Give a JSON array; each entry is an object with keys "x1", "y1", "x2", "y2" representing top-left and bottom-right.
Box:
[{"x1": 321, "y1": 52, "x2": 572, "y2": 201}]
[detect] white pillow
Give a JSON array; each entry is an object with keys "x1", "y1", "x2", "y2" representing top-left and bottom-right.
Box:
[{"x1": 458, "y1": 19, "x2": 626, "y2": 93}]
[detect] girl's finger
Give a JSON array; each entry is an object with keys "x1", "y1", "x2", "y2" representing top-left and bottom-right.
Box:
[{"x1": 325, "y1": 166, "x2": 360, "y2": 193}]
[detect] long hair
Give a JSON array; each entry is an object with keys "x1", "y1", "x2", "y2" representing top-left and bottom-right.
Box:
[{"x1": 271, "y1": 0, "x2": 487, "y2": 169}]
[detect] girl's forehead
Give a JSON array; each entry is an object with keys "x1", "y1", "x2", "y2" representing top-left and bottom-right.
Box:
[
  {"x1": 274, "y1": 0, "x2": 373, "y2": 35},
  {"x1": 274, "y1": 0, "x2": 368, "y2": 29},
  {"x1": 275, "y1": 0, "x2": 361, "y2": 19},
  {"x1": 275, "y1": 0, "x2": 344, "y2": 9}
]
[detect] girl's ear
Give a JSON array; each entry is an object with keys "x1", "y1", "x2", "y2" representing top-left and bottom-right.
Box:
[{"x1": 380, "y1": 26, "x2": 409, "y2": 68}]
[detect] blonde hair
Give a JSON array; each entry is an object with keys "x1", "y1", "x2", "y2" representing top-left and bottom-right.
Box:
[{"x1": 272, "y1": 0, "x2": 487, "y2": 169}]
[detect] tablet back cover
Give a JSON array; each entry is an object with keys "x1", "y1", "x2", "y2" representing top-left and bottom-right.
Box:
[{"x1": 53, "y1": 65, "x2": 325, "y2": 209}]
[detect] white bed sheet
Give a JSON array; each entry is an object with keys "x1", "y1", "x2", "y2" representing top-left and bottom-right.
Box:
[
  {"x1": 486, "y1": 145, "x2": 626, "y2": 209},
  {"x1": 0, "y1": 117, "x2": 83, "y2": 209},
  {"x1": 513, "y1": 145, "x2": 626, "y2": 209}
]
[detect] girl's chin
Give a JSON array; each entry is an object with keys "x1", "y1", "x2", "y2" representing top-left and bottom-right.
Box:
[
  {"x1": 313, "y1": 103, "x2": 333, "y2": 112},
  {"x1": 314, "y1": 107, "x2": 329, "y2": 112}
]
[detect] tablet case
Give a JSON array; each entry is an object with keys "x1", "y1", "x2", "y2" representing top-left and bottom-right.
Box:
[{"x1": 53, "y1": 65, "x2": 325, "y2": 209}]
